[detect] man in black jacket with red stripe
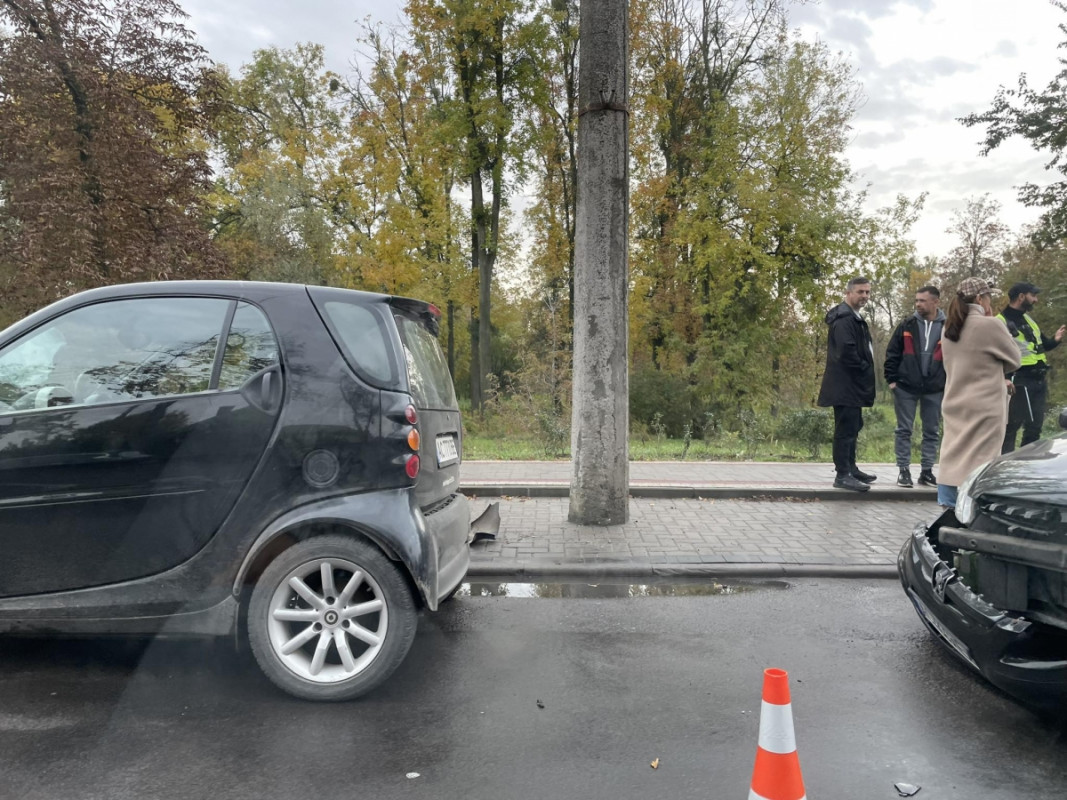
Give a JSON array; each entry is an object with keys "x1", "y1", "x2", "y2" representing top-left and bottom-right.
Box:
[{"x1": 883, "y1": 286, "x2": 945, "y2": 488}]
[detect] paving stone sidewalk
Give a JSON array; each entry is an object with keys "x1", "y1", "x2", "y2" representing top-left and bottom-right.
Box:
[
  {"x1": 461, "y1": 460, "x2": 936, "y2": 500},
  {"x1": 460, "y1": 461, "x2": 941, "y2": 580}
]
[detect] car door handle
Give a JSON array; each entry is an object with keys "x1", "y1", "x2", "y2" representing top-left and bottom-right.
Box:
[{"x1": 241, "y1": 367, "x2": 282, "y2": 414}]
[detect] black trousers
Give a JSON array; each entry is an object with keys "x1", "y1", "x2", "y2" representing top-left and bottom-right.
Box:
[
  {"x1": 1003, "y1": 379, "x2": 1048, "y2": 452},
  {"x1": 832, "y1": 406, "x2": 864, "y2": 476}
]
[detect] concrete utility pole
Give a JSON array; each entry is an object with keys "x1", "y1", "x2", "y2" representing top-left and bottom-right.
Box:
[{"x1": 568, "y1": 0, "x2": 629, "y2": 525}]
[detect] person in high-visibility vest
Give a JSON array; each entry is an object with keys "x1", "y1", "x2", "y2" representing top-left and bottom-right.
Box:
[{"x1": 997, "y1": 282, "x2": 1066, "y2": 452}]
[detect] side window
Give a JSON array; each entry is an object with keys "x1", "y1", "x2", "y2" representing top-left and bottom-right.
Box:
[
  {"x1": 320, "y1": 301, "x2": 396, "y2": 384},
  {"x1": 0, "y1": 297, "x2": 231, "y2": 412},
  {"x1": 218, "y1": 303, "x2": 279, "y2": 390},
  {"x1": 0, "y1": 327, "x2": 67, "y2": 411}
]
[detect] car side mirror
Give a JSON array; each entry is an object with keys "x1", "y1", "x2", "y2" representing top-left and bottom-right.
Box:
[{"x1": 36, "y1": 385, "x2": 74, "y2": 408}]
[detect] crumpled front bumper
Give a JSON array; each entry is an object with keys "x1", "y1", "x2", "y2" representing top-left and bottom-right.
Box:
[{"x1": 898, "y1": 513, "x2": 1067, "y2": 710}]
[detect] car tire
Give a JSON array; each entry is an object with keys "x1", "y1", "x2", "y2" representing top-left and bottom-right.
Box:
[{"x1": 247, "y1": 534, "x2": 417, "y2": 701}]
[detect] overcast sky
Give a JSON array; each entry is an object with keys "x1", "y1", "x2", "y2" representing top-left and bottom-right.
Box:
[{"x1": 181, "y1": 0, "x2": 1065, "y2": 260}]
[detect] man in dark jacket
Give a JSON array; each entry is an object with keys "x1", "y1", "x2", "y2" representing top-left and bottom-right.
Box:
[
  {"x1": 884, "y1": 285, "x2": 945, "y2": 488},
  {"x1": 817, "y1": 276, "x2": 876, "y2": 492}
]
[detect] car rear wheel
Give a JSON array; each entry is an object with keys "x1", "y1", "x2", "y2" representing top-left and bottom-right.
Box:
[{"x1": 247, "y1": 535, "x2": 417, "y2": 701}]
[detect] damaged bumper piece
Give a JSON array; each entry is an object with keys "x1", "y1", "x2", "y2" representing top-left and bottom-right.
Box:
[{"x1": 898, "y1": 511, "x2": 1067, "y2": 711}]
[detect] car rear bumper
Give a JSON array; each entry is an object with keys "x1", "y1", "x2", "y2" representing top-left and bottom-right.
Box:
[
  {"x1": 898, "y1": 515, "x2": 1067, "y2": 710},
  {"x1": 422, "y1": 491, "x2": 471, "y2": 609}
]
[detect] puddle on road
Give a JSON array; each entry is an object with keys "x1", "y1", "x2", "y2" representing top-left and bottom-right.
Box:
[{"x1": 456, "y1": 579, "x2": 788, "y2": 599}]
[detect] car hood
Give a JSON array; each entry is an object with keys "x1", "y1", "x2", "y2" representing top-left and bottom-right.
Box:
[{"x1": 972, "y1": 433, "x2": 1067, "y2": 505}]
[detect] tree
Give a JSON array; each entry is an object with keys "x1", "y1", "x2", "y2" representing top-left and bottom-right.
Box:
[
  {"x1": 629, "y1": 0, "x2": 790, "y2": 379},
  {"x1": 628, "y1": 8, "x2": 865, "y2": 426},
  {"x1": 960, "y1": 0, "x2": 1067, "y2": 247},
  {"x1": 522, "y1": 0, "x2": 579, "y2": 335},
  {"x1": 334, "y1": 23, "x2": 470, "y2": 377},
  {"x1": 406, "y1": 0, "x2": 542, "y2": 411},
  {"x1": 860, "y1": 194, "x2": 928, "y2": 335},
  {"x1": 209, "y1": 44, "x2": 341, "y2": 284},
  {"x1": 0, "y1": 0, "x2": 223, "y2": 322},
  {"x1": 938, "y1": 194, "x2": 1010, "y2": 289},
  {"x1": 694, "y1": 34, "x2": 863, "y2": 415}
]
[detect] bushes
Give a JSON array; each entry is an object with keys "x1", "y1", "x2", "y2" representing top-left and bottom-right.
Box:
[
  {"x1": 776, "y1": 409, "x2": 832, "y2": 458},
  {"x1": 629, "y1": 368, "x2": 699, "y2": 439},
  {"x1": 464, "y1": 380, "x2": 901, "y2": 462}
]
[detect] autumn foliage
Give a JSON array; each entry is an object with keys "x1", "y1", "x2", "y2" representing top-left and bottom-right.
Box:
[{"x1": 0, "y1": 0, "x2": 224, "y2": 324}]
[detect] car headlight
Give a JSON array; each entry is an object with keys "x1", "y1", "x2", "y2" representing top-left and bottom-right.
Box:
[{"x1": 953, "y1": 464, "x2": 986, "y2": 525}]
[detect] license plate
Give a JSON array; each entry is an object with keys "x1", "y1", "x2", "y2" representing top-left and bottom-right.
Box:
[{"x1": 436, "y1": 434, "x2": 459, "y2": 466}]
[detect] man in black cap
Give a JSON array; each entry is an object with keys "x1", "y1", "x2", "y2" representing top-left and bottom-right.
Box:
[{"x1": 997, "y1": 282, "x2": 1066, "y2": 451}]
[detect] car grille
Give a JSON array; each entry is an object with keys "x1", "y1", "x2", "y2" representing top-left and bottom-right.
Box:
[{"x1": 978, "y1": 494, "x2": 1067, "y2": 540}]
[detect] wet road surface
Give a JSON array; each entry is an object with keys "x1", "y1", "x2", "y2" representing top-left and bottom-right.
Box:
[{"x1": 0, "y1": 579, "x2": 1063, "y2": 800}]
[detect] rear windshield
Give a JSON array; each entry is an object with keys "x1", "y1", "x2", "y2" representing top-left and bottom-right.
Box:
[{"x1": 394, "y1": 313, "x2": 457, "y2": 410}]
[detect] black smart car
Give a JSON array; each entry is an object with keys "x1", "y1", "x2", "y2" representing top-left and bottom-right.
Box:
[
  {"x1": 0, "y1": 281, "x2": 477, "y2": 700},
  {"x1": 899, "y1": 409, "x2": 1067, "y2": 711}
]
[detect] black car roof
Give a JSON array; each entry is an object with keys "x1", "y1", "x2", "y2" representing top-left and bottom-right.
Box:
[
  {"x1": 60, "y1": 280, "x2": 386, "y2": 303},
  {"x1": 1, "y1": 281, "x2": 429, "y2": 342}
]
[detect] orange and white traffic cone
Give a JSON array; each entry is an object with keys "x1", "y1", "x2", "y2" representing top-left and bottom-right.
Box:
[{"x1": 748, "y1": 668, "x2": 806, "y2": 800}]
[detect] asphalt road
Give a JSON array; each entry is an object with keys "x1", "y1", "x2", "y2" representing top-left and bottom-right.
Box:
[{"x1": 0, "y1": 579, "x2": 1063, "y2": 800}]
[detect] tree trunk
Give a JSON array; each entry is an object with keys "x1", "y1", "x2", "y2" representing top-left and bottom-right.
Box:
[
  {"x1": 569, "y1": 0, "x2": 629, "y2": 525},
  {"x1": 469, "y1": 313, "x2": 481, "y2": 411},
  {"x1": 446, "y1": 299, "x2": 456, "y2": 379}
]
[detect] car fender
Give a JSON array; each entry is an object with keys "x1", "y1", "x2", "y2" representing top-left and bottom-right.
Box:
[{"x1": 233, "y1": 488, "x2": 437, "y2": 605}]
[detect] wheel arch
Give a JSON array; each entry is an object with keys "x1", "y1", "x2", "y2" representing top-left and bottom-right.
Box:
[
  {"x1": 237, "y1": 520, "x2": 416, "y2": 602},
  {"x1": 233, "y1": 491, "x2": 432, "y2": 610}
]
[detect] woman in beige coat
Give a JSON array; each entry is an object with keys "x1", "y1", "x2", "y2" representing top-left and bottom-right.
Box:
[{"x1": 938, "y1": 276, "x2": 1022, "y2": 507}]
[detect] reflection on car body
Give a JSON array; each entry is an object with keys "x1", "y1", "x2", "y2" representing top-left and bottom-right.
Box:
[
  {"x1": 899, "y1": 411, "x2": 1067, "y2": 711},
  {"x1": 0, "y1": 281, "x2": 484, "y2": 701}
]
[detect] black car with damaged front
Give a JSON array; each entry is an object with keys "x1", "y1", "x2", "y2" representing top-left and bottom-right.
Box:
[
  {"x1": 0, "y1": 281, "x2": 486, "y2": 701},
  {"x1": 899, "y1": 414, "x2": 1067, "y2": 711}
]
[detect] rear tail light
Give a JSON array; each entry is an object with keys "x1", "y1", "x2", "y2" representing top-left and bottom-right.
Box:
[
  {"x1": 404, "y1": 402, "x2": 420, "y2": 479},
  {"x1": 405, "y1": 454, "x2": 420, "y2": 479}
]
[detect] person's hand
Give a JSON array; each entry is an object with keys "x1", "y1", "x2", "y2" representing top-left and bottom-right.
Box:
[
  {"x1": 1006, "y1": 379, "x2": 1016, "y2": 396},
  {"x1": 1055, "y1": 324, "x2": 1066, "y2": 342},
  {"x1": 889, "y1": 382, "x2": 897, "y2": 390}
]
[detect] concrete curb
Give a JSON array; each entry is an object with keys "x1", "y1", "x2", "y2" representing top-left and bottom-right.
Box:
[
  {"x1": 467, "y1": 559, "x2": 900, "y2": 581},
  {"x1": 461, "y1": 485, "x2": 936, "y2": 501}
]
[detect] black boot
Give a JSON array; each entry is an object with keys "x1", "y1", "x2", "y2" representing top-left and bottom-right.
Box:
[
  {"x1": 851, "y1": 467, "x2": 877, "y2": 483},
  {"x1": 834, "y1": 473, "x2": 871, "y2": 492},
  {"x1": 917, "y1": 469, "x2": 937, "y2": 487}
]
